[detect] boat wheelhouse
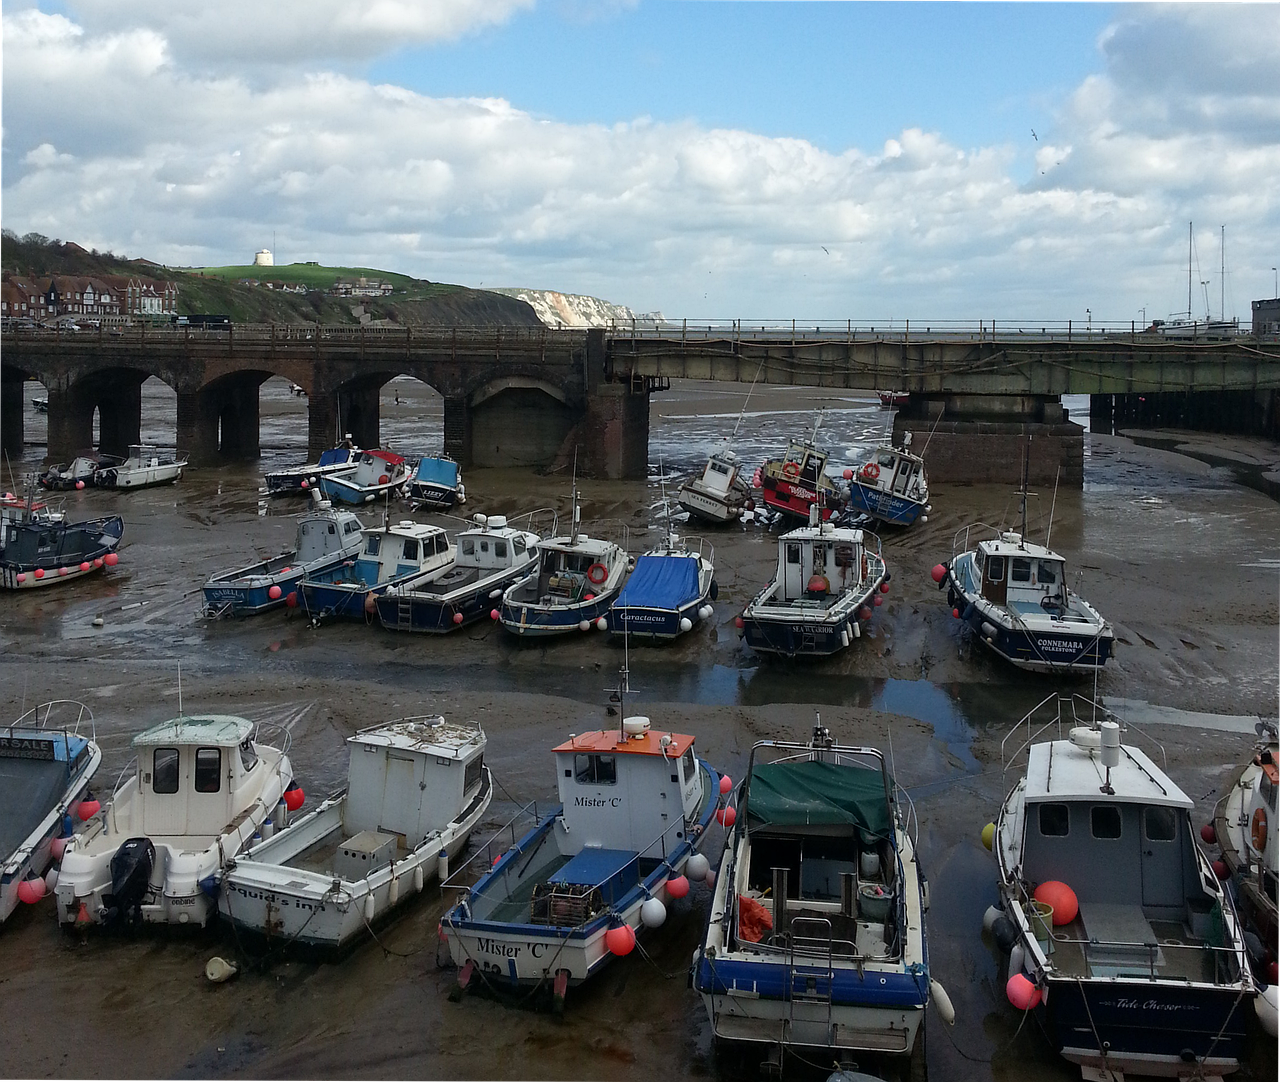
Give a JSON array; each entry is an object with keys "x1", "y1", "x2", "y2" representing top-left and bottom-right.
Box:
[
  {"x1": 606, "y1": 533, "x2": 716, "y2": 640},
  {"x1": 220, "y1": 715, "x2": 491, "y2": 952},
  {"x1": 300, "y1": 519, "x2": 453, "y2": 622},
  {"x1": 318, "y1": 449, "x2": 409, "y2": 505},
  {"x1": 993, "y1": 695, "x2": 1254, "y2": 1079},
  {"x1": 759, "y1": 435, "x2": 845, "y2": 523},
  {"x1": 1, "y1": 701, "x2": 102, "y2": 924},
  {"x1": 94, "y1": 444, "x2": 187, "y2": 489},
  {"x1": 264, "y1": 444, "x2": 358, "y2": 496},
  {"x1": 442, "y1": 706, "x2": 722, "y2": 1003},
  {"x1": 740, "y1": 508, "x2": 887, "y2": 658},
  {"x1": 845, "y1": 434, "x2": 930, "y2": 528},
  {"x1": 694, "y1": 723, "x2": 936, "y2": 1076},
  {"x1": 202, "y1": 502, "x2": 365, "y2": 617},
  {"x1": 677, "y1": 449, "x2": 752, "y2": 525},
  {"x1": 55, "y1": 713, "x2": 292, "y2": 928},
  {"x1": 1, "y1": 495, "x2": 123, "y2": 590},
  {"x1": 941, "y1": 526, "x2": 1113, "y2": 673},
  {"x1": 376, "y1": 515, "x2": 539, "y2": 633},
  {"x1": 407, "y1": 454, "x2": 465, "y2": 509}
]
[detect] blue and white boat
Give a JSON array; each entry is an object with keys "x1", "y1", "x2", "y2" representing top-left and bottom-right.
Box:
[
  {"x1": 606, "y1": 532, "x2": 717, "y2": 640},
  {"x1": 1, "y1": 700, "x2": 102, "y2": 923},
  {"x1": 498, "y1": 485, "x2": 630, "y2": 637},
  {"x1": 201, "y1": 501, "x2": 365, "y2": 617},
  {"x1": 693, "y1": 722, "x2": 941, "y2": 1076},
  {"x1": 407, "y1": 454, "x2": 465, "y2": 509},
  {"x1": 375, "y1": 514, "x2": 539, "y2": 634},
  {"x1": 319, "y1": 449, "x2": 410, "y2": 505},
  {"x1": 264, "y1": 444, "x2": 358, "y2": 496},
  {"x1": 300, "y1": 518, "x2": 453, "y2": 622},
  {"x1": 844, "y1": 433, "x2": 930, "y2": 528},
  {"x1": 442, "y1": 686, "x2": 723, "y2": 1006}
]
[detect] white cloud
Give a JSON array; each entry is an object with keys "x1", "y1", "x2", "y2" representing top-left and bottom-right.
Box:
[{"x1": 2, "y1": 5, "x2": 1278, "y2": 320}]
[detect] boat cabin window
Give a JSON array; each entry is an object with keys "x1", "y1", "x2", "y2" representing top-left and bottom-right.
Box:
[
  {"x1": 365, "y1": 535, "x2": 382, "y2": 556},
  {"x1": 464, "y1": 753, "x2": 483, "y2": 794},
  {"x1": 1039, "y1": 804, "x2": 1069, "y2": 836},
  {"x1": 513, "y1": 536, "x2": 526, "y2": 554},
  {"x1": 574, "y1": 753, "x2": 617, "y2": 785},
  {"x1": 194, "y1": 748, "x2": 222, "y2": 793},
  {"x1": 877, "y1": 452, "x2": 896, "y2": 468},
  {"x1": 786, "y1": 543, "x2": 801, "y2": 565},
  {"x1": 327, "y1": 523, "x2": 336, "y2": 535},
  {"x1": 153, "y1": 747, "x2": 180, "y2": 794},
  {"x1": 834, "y1": 543, "x2": 855, "y2": 568},
  {"x1": 1091, "y1": 805, "x2": 1122, "y2": 839},
  {"x1": 709, "y1": 460, "x2": 731, "y2": 477},
  {"x1": 1011, "y1": 558, "x2": 1032, "y2": 583},
  {"x1": 462, "y1": 538, "x2": 475, "y2": 556},
  {"x1": 985, "y1": 555, "x2": 1005, "y2": 584},
  {"x1": 682, "y1": 747, "x2": 696, "y2": 781},
  {"x1": 239, "y1": 738, "x2": 258, "y2": 773},
  {"x1": 1143, "y1": 805, "x2": 1177, "y2": 842},
  {"x1": 437, "y1": 535, "x2": 451, "y2": 555},
  {"x1": 1037, "y1": 561, "x2": 1058, "y2": 584},
  {"x1": 402, "y1": 538, "x2": 419, "y2": 560},
  {"x1": 344, "y1": 519, "x2": 360, "y2": 535},
  {"x1": 495, "y1": 540, "x2": 508, "y2": 559},
  {"x1": 800, "y1": 454, "x2": 819, "y2": 483}
]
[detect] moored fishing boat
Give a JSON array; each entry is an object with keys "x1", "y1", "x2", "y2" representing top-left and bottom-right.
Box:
[
  {"x1": 300, "y1": 518, "x2": 453, "y2": 622},
  {"x1": 264, "y1": 443, "x2": 358, "y2": 496},
  {"x1": 990, "y1": 694, "x2": 1254, "y2": 1078},
  {"x1": 758, "y1": 433, "x2": 846, "y2": 523},
  {"x1": 1, "y1": 491, "x2": 123, "y2": 590},
  {"x1": 606, "y1": 531, "x2": 716, "y2": 641},
  {"x1": 441, "y1": 677, "x2": 723, "y2": 1006},
  {"x1": 677, "y1": 448, "x2": 752, "y2": 525},
  {"x1": 693, "y1": 721, "x2": 941, "y2": 1076},
  {"x1": 739, "y1": 506, "x2": 887, "y2": 658},
  {"x1": 202, "y1": 500, "x2": 365, "y2": 617},
  {"x1": 1, "y1": 700, "x2": 102, "y2": 924},
  {"x1": 94, "y1": 444, "x2": 187, "y2": 489},
  {"x1": 55, "y1": 712, "x2": 293, "y2": 928},
  {"x1": 39, "y1": 453, "x2": 123, "y2": 491},
  {"x1": 878, "y1": 391, "x2": 909, "y2": 408},
  {"x1": 376, "y1": 514, "x2": 539, "y2": 634},
  {"x1": 219, "y1": 715, "x2": 491, "y2": 952},
  {"x1": 406, "y1": 454, "x2": 465, "y2": 509},
  {"x1": 318, "y1": 449, "x2": 410, "y2": 505},
  {"x1": 843, "y1": 432, "x2": 930, "y2": 528}
]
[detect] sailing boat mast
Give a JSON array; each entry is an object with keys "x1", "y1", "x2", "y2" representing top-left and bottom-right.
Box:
[
  {"x1": 1220, "y1": 225, "x2": 1225, "y2": 323},
  {"x1": 1187, "y1": 221, "x2": 1193, "y2": 321}
]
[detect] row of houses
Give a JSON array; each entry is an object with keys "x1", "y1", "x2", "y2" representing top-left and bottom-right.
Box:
[
  {"x1": 331, "y1": 277, "x2": 394, "y2": 297},
  {"x1": 1, "y1": 272, "x2": 179, "y2": 322}
]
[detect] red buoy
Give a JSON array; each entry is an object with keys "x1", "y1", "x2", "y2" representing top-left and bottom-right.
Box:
[
  {"x1": 93, "y1": 558, "x2": 104, "y2": 569},
  {"x1": 733, "y1": 616, "x2": 744, "y2": 629},
  {"x1": 268, "y1": 585, "x2": 283, "y2": 601},
  {"x1": 880, "y1": 582, "x2": 889, "y2": 594},
  {"x1": 80, "y1": 562, "x2": 91, "y2": 572},
  {"x1": 76, "y1": 798, "x2": 101, "y2": 820},
  {"x1": 490, "y1": 609, "x2": 500, "y2": 620},
  {"x1": 300, "y1": 480, "x2": 308, "y2": 489},
  {"x1": 284, "y1": 784, "x2": 305, "y2": 812},
  {"x1": 50, "y1": 836, "x2": 68, "y2": 860},
  {"x1": 452, "y1": 612, "x2": 464, "y2": 624},
  {"x1": 378, "y1": 474, "x2": 390, "y2": 485},
  {"x1": 930, "y1": 564, "x2": 947, "y2": 584},
  {"x1": 75, "y1": 480, "x2": 86, "y2": 490},
  {"x1": 34, "y1": 568, "x2": 45, "y2": 579},
  {"x1": 104, "y1": 552, "x2": 119, "y2": 566},
  {"x1": 17, "y1": 878, "x2": 47, "y2": 905},
  {"x1": 605, "y1": 924, "x2": 636, "y2": 956},
  {"x1": 1006, "y1": 973, "x2": 1041, "y2": 1011},
  {"x1": 952, "y1": 607, "x2": 960, "y2": 619},
  {"x1": 666, "y1": 875, "x2": 690, "y2": 899},
  {"x1": 16, "y1": 573, "x2": 25, "y2": 583},
  {"x1": 1033, "y1": 881, "x2": 1079, "y2": 926},
  {"x1": 1200, "y1": 824, "x2": 1217, "y2": 845},
  {"x1": 719, "y1": 775, "x2": 733, "y2": 795},
  {"x1": 58, "y1": 566, "x2": 69, "y2": 576},
  {"x1": 842, "y1": 468, "x2": 854, "y2": 480},
  {"x1": 715, "y1": 806, "x2": 737, "y2": 827},
  {"x1": 873, "y1": 595, "x2": 883, "y2": 607},
  {"x1": 859, "y1": 606, "x2": 872, "y2": 620},
  {"x1": 285, "y1": 592, "x2": 298, "y2": 608},
  {"x1": 1212, "y1": 859, "x2": 1230, "y2": 880}
]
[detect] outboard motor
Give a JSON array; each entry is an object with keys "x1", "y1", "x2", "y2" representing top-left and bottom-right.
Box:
[{"x1": 103, "y1": 837, "x2": 155, "y2": 928}]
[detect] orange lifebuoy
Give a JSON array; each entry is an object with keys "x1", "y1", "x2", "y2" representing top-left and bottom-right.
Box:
[
  {"x1": 781, "y1": 461, "x2": 800, "y2": 480},
  {"x1": 1252, "y1": 807, "x2": 1268, "y2": 853},
  {"x1": 587, "y1": 562, "x2": 609, "y2": 585},
  {"x1": 860, "y1": 462, "x2": 880, "y2": 481}
]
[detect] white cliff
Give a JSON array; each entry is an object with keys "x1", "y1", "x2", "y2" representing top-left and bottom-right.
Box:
[{"x1": 489, "y1": 288, "x2": 663, "y2": 329}]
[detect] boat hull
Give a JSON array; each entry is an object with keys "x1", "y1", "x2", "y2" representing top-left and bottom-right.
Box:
[
  {"x1": 406, "y1": 481, "x2": 460, "y2": 508},
  {"x1": 845, "y1": 482, "x2": 925, "y2": 527},
  {"x1": 96, "y1": 463, "x2": 184, "y2": 489},
  {"x1": 1, "y1": 515, "x2": 124, "y2": 590},
  {"x1": 300, "y1": 578, "x2": 386, "y2": 621},
  {"x1": 318, "y1": 476, "x2": 404, "y2": 505},
  {"x1": 677, "y1": 484, "x2": 747, "y2": 525},
  {"x1": 499, "y1": 588, "x2": 622, "y2": 637},
  {"x1": 606, "y1": 599, "x2": 707, "y2": 640},
  {"x1": 760, "y1": 475, "x2": 836, "y2": 522},
  {"x1": 1213, "y1": 756, "x2": 1279, "y2": 954}
]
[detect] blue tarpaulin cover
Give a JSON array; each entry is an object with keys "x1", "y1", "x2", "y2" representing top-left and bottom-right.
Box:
[
  {"x1": 413, "y1": 457, "x2": 458, "y2": 485},
  {"x1": 615, "y1": 553, "x2": 700, "y2": 611},
  {"x1": 318, "y1": 448, "x2": 353, "y2": 467}
]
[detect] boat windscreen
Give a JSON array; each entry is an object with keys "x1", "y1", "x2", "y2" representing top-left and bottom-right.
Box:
[
  {"x1": 746, "y1": 759, "x2": 892, "y2": 844},
  {"x1": 318, "y1": 448, "x2": 353, "y2": 467},
  {"x1": 414, "y1": 457, "x2": 459, "y2": 486}
]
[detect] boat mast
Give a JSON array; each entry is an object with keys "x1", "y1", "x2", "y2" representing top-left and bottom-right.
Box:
[
  {"x1": 1019, "y1": 437, "x2": 1030, "y2": 545},
  {"x1": 1220, "y1": 225, "x2": 1225, "y2": 323},
  {"x1": 1187, "y1": 221, "x2": 1193, "y2": 321}
]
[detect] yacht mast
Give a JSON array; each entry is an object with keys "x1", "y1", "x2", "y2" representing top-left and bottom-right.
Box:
[{"x1": 1187, "y1": 221, "x2": 1193, "y2": 321}]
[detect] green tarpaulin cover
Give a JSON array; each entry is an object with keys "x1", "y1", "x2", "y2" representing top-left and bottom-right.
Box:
[{"x1": 746, "y1": 759, "x2": 893, "y2": 843}]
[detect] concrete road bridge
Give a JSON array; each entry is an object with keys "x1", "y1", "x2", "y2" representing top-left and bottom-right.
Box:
[{"x1": 3, "y1": 320, "x2": 1277, "y2": 485}]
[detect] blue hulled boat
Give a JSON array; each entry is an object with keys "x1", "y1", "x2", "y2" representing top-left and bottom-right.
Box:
[
  {"x1": 694, "y1": 723, "x2": 940, "y2": 1075},
  {"x1": 300, "y1": 518, "x2": 453, "y2": 622},
  {"x1": 201, "y1": 502, "x2": 365, "y2": 617},
  {"x1": 1, "y1": 700, "x2": 102, "y2": 923},
  {"x1": 376, "y1": 514, "x2": 539, "y2": 633},
  {"x1": 319, "y1": 449, "x2": 410, "y2": 505},
  {"x1": 844, "y1": 434, "x2": 930, "y2": 528},
  {"x1": 264, "y1": 444, "x2": 358, "y2": 496},
  {"x1": 606, "y1": 532, "x2": 717, "y2": 641},
  {"x1": 407, "y1": 454, "x2": 465, "y2": 509}
]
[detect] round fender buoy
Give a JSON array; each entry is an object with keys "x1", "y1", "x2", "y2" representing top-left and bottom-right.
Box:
[
  {"x1": 378, "y1": 474, "x2": 390, "y2": 486},
  {"x1": 75, "y1": 480, "x2": 86, "y2": 490},
  {"x1": 981, "y1": 822, "x2": 996, "y2": 851},
  {"x1": 93, "y1": 558, "x2": 104, "y2": 569},
  {"x1": 679, "y1": 617, "x2": 693, "y2": 633},
  {"x1": 640, "y1": 898, "x2": 667, "y2": 929},
  {"x1": 268, "y1": 585, "x2": 283, "y2": 601},
  {"x1": 952, "y1": 607, "x2": 961, "y2": 619},
  {"x1": 734, "y1": 615, "x2": 744, "y2": 629},
  {"x1": 285, "y1": 592, "x2": 298, "y2": 608},
  {"x1": 1006, "y1": 973, "x2": 1041, "y2": 1011},
  {"x1": 842, "y1": 468, "x2": 854, "y2": 480},
  {"x1": 719, "y1": 775, "x2": 733, "y2": 795},
  {"x1": 50, "y1": 836, "x2": 68, "y2": 860},
  {"x1": 715, "y1": 806, "x2": 737, "y2": 827},
  {"x1": 1212, "y1": 859, "x2": 1230, "y2": 880},
  {"x1": 880, "y1": 582, "x2": 889, "y2": 594},
  {"x1": 666, "y1": 875, "x2": 690, "y2": 899},
  {"x1": 930, "y1": 979, "x2": 956, "y2": 1025},
  {"x1": 1256, "y1": 984, "x2": 1279, "y2": 1039},
  {"x1": 452, "y1": 612, "x2": 464, "y2": 625},
  {"x1": 931, "y1": 564, "x2": 947, "y2": 584},
  {"x1": 58, "y1": 566, "x2": 69, "y2": 576},
  {"x1": 1200, "y1": 823, "x2": 1217, "y2": 845},
  {"x1": 280, "y1": 567, "x2": 291, "y2": 575},
  {"x1": 284, "y1": 784, "x2": 305, "y2": 812},
  {"x1": 605, "y1": 924, "x2": 636, "y2": 956},
  {"x1": 17, "y1": 877, "x2": 47, "y2": 904},
  {"x1": 34, "y1": 568, "x2": 45, "y2": 579},
  {"x1": 579, "y1": 620, "x2": 591, "y2": 632},
  {"x1": 982, "y1": 905, "x2": 1005, "y2": 934},
  {"x1": 595, "y1": 617, "x2": 608, "y2": 631},
  {"x1": 364, "y1": 592, "x2": 377, "y2": 614},
  {"x1": 76, "y1": 798, "x2": 101, "y2": 820},
  {"x1": 584, "y1": 593, "x2": 595, "y2": 602},
  {"x1": 104, "y1": 552, "x2": 119, "y2": 566},
  {"x1": 491, "y1": 609, "x2": 500, "y2": 620},
  {"x1": 686, "y1": 854, "x2": 711, "y2": 881},
  {"x1": 859, "y1": 606, "x2": 872, "y2": 620},
  {"x1": 873, "y1": 595, "x2": 883, "y2": 607},
  {"x1": 16, "y1": 573, "x2": 25, "y2": 583},
  {"x1": 80, "y1": 561, "x2": 91, "y2": 572},
  {"x1": 300, "y1": 480, "x2": 308, "y2": 489},
  {"x1": 991, "y1": 915, "x2": 1018, "y2": 954},
  {"x1": 705, "y1": 869, "x2": 716, "y2": 889},
  {"x1": 1034, "y1": 881, "x2": 1079, "y2": 926}
]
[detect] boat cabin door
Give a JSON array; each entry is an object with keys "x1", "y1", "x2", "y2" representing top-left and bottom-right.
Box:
[
  {"x1": 1139, "y1": 805, "x2": 1185, "y2": 910},
  {"x1": 783, "y1": 541, "x2": 804, "y2": 598},
  {"x1": 143, "y1": 746, "x2": 189, "y2": 836},
  {"x1": 980, "y1": 552, "x2": 1008, "y2": 606}
]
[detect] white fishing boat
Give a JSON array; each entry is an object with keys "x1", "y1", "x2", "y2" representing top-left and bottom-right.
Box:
[
  {"x1": 55, "y1": 713, "x2": 293, "y2": 929},
  {"x1": 694, "y1": 722, "x2": 942, "y2": 1076},
  {"x1": 739, "y1": 505, "x2": 888, "y2": 658},
  {"x1": 39, "y1": 454, "x2": 123, "y2": 491},
  {"x1": 677, "y1": 448, "x2": 753, "y2": 525},
  {"x1": 94, "y1": 444, "x2": 188, "y2": 489},
  {"x1": 990, "y1": 694, "x2": 1254, "y2": 1078},
  {"x1": 1, "y1": 700, "x2": 102, "y2": 923},
  {"x1": 219, "y1": 715, "x2": 491, "y2": 952}
]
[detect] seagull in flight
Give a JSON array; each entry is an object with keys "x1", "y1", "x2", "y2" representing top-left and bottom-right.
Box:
[
  {"x1": 1031, "y1": 129, "x2": 1038, "y2": 141},
  {"x1": 821, "y1": 246, "x2": 829, "y2": 255}
]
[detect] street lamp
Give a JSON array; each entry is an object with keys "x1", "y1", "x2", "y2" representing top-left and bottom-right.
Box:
[
  {"x1": 1273, "y1": 267, "x2": 1277, "y2": 297},
  {"x1": 1086, "y1": 308, "x2": 1091, "y2": 332}
]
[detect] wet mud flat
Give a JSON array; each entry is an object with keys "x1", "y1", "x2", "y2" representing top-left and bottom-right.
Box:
[{"x1": 1, "y1": 379, "x2": 1278, "y2": 1080}]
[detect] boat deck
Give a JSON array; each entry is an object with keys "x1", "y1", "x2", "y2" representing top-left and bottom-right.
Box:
[
  {"x1": 1045, "y1": 904, "x2": 1218, "y2": 984},
  {"x1": 482, "y1": 853, "x2": 573, "y2": 924},
  {"x1": 0, "y1": 757, "x2": 67, "y2": 862}
]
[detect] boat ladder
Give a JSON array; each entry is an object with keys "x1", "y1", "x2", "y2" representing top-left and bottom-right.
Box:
[
  {"x1": 396, "y1": 597, "x2": 413, "y2": 629},
  {"x1": 787, "y1": 915, "x2": 835, "y2": 1045}
]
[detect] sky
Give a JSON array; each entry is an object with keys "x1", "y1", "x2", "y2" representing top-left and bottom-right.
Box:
[{"x1": 3, "y1": 1, "x2": 1279, "y2": 323}]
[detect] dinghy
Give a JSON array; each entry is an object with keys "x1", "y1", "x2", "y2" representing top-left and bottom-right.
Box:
[
  {"x1": 55, "y1": 713, "x2": 292, "y2": 928},
  {"x1": 694, "y1": 721, "x2": 936, "y2": 1076},
  {"x1": 1, "y1": 700, "x2": 102, "y2": 923},
  {"x1": 991, "y1": 694, "x2": 1253, "y2": 1078},
  {"x1": 376, "y1": 515, "x2": 539, "y2": 634},
  {"x1": 202, "y1": 500, "x2": 365, "y2": 617},
  {"x1": 219, "y1": 715, "x2": 491, "y2": 952}
]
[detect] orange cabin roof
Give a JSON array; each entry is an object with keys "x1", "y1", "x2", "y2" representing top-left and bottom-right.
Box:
[{"x1": 553, "y1": 728, "x2": 695, "y2": 759}]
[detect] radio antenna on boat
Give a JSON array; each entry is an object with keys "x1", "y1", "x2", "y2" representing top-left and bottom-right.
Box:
[
  {"x1": 918, "y1": 402, "x2": 947, "y2": 457},
  {"x1": 1045, "y1": 466, "x2": 1061, "y2": 549},
  {"x1": 177, "y1": 661, "x2": 184, "y2": 721},
  {"x1": 1019, "y1": 436, "x2": 1031, "y2": 545}
]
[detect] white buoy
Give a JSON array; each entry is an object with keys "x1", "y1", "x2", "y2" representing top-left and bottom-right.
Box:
[
  {"x1": 92, "y1": 616, "x2": 104, "y2": 627},
  {"x1": 205, "y1": 956, "x2": 239, "y2": 983},
  {"x1": 489, "y1": 587, "x2": 502, "y2": 599},
  {"x1": 982, "y1": 905, "x2": 1005, "y2": 934},
  {"x1": 413, "y1": 863, "x2": 425, "y2": 892},
  {"x1": 679, "y1": 617, "x2": 693, "y2": 633},
  {"x1": 919, "y1": 515, "x2": 928, "y2": 524},
  {"x1": 44, "y1": 867, "x2": 59, "y2": 892},
  {"x1": 1256, "y1": 984, "x2": 1278, "y2": 1038},
  {"x1": 363, "y1": 892, "x2": 375, "y2": 921},
  {"x1": 686, "y1": 853, "x2": 710, "y2": 881},
  {"x1": 388, "y1": 873, "x2": 399, "y2": 906},
  {"x1": 930, "y1": 979, "x2": 956, "y2": 1025},
  {"x1": 595, "y1": 617, "x2": 608, "y2": 631},
  {"x1": 640, "y1": 897, "x2": 667, "y2": 929},
  {"x1": 1009, "y1": 942, "x2": 1025, "y2": 977},
  {"x1": 437, "y1": 849, "x2": 449, "y2": 883}
]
